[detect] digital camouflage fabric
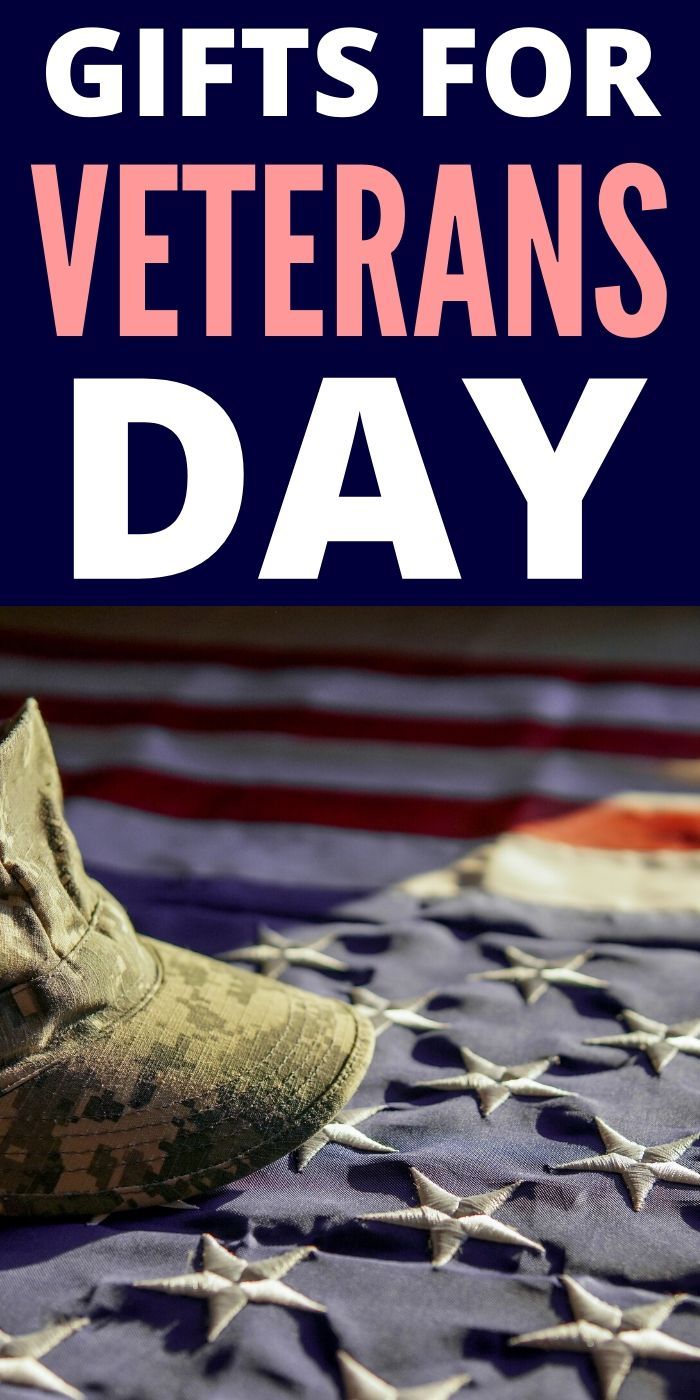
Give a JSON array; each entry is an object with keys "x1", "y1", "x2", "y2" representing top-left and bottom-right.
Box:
[{"x1": 0, "y1": 700, "x2": 374, "y2": 1218}]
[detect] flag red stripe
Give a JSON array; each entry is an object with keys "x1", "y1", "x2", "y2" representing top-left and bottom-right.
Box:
[
  {"x1": 1, "y1": 693, "x2": 696, "y2": 760},
  {"x1": 61, "y1": 767, "x2": 576, "y2": 838},
  {"x1": 1, "y1": 632, "x2": 698, "y2": 688}
]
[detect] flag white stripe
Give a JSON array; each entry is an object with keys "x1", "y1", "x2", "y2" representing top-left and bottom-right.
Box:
[
  {"x1": 50, "y1": 724, "x2": 697, "y2": 802},
  {"x1": 0, "y1": 656, "x2": 697, "y2": 730}
]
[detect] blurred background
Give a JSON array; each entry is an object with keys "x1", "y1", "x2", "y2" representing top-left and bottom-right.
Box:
[
  {"x1": 2, "y1": 605, "x2": 699, "y2": 662},
  {"x1": 0, "y1": 605, "x2": 697, "y2": 895}
]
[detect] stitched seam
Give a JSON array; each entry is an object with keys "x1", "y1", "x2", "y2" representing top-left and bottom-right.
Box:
[
  {"x1": 0, "y1": 895, "x2": 102, "y2": 1004},
  {"x1": 0, "y1": 1015, "x2": 373, "y2": 1199}
]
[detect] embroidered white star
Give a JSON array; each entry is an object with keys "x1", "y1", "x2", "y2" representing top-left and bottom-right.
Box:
[
  {"x1": 350, "y1": 988, "x2": 447, "y2": 1037},
  {"x1": 294, "y1": 1105, "x2": 397, "y2": 1170},
  {"x1": 220, "y1": 924, "x2": 348, "y2": 979},
  {"x1": 414, "y1": 1045, "x2": 573, "y2": 1117},
  {"x1": 362, "y1": 1168, "x2": 544, "y2": 1267},
  {"x1": 135, "y1": 1235, "x2": 325, "y2": 1341},
  {"x1": 471, "y1": 946, "x2": 607, "y2": 1005},
  {"x1": 550, "y1": 1117, "x2": 700, "y2": 1210},
  {"x1": 0, "y1": 1318, "x2": 88, "y2": 1400},
  {"x1": 586, "y1": 1009, "x2": 700, "y2": 1073},
  {"x1": 510, "y1": 1275, "x2": 700, "y2": 1400},
  {"x1": 337, "y1": 1350, "x2": 470, "y2": 1399}
]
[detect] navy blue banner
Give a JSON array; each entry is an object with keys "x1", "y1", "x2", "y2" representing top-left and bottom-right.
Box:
[{"x1": 5, "y1": 4, "x2": 696, "y2": 602}]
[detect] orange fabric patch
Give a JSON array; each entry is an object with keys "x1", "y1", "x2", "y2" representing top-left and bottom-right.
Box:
[{"x1": 515, "y1": 803, "x2": 700, "y2": 851}]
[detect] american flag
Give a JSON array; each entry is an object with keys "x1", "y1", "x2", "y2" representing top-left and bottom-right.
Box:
[{"x1": 0, "y1": 617, "x2": 699, "y2": 1400}]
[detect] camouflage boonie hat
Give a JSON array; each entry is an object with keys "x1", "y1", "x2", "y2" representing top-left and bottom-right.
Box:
[{"x1": 0, "y1": 700, "x2": 374, "y2": 1219}]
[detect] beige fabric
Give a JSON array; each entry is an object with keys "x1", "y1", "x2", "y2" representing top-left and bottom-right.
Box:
[
  {"x1": 400, "y1": 791, "x2": 700, "y2": 913},
  {"x1": 461, "y1": 834, "x2": 700, "y2": 913}
]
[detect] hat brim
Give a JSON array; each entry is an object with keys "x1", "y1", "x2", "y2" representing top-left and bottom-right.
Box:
[{"x1": 0, "y1": 937, "x2": 374, "y2": 1219}]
